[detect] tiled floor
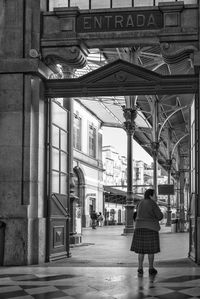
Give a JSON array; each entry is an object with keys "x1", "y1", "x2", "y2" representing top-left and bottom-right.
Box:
[
  {"x1": 0, "y1": 225, "x2": 197, "y2": 298},
  {"x1": 0, "y1": 266, "x2": 200, "y2": 298}
]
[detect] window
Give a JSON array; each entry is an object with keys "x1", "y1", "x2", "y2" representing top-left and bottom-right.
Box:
[
  {"x1": 135, "y1": 167, "x2": 140, "y2": 180},
  {"x1": 51, "y1": 100, "x2": 68, "y2": 195},
  {"x1": 48, "y1": 0, "x2": 197, "y2": 11},
  {"x1": 89, "y1": 124, "x2": 96, "y2": 158},
  {"x1": 73, "y1": 113, "x2": 82, "y2": 151}
]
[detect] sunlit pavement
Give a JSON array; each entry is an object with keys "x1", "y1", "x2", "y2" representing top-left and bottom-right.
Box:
[
  {"x1": 66, "y1": 224, "x2": 191, "y2": 267},
  {"x1": 1, "y1": 225, "x2": 200, "y2": 299}
]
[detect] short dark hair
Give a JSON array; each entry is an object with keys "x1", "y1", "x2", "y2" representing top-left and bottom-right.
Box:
[{"x1": 144, "y1": 188, "x2": 154, "y2": 199}]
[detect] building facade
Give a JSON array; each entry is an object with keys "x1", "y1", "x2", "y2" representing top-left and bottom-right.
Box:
[{"x1": 73, "y1": 100, "x2": 104, "y2": 230}]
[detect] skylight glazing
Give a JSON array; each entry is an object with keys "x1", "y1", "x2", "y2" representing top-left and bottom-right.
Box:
[{"x1": 48, "y1": 0, "x2": 197, "y2": 11}]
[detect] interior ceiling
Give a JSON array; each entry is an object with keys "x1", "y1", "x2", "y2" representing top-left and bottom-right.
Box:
[{"x1": 72, "y1": 45, "x2": 193, "y2": 172}]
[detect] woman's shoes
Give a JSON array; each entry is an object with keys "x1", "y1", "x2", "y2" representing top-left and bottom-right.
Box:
[
  {"x1": 137, "y1": 268, "x2": 158, "y2": 276},
  {"x1": 137, "y1": 268, "x2": 143, "y2": 276},
  {"x1": 149, "y1": 268, "x2": 158, "y2": 275}
]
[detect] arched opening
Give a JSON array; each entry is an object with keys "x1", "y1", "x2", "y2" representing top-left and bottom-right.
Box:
[{"x1": 73, "y1": 166, "x2": 86, "y2": 227}]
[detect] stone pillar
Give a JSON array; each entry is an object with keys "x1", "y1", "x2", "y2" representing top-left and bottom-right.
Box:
[
  {"x1": 174, "y1": 170, "x2": 180, "y2": 221},
  {"x1": 165, "y1": 159, "x2": 172, "y2": 226},
  {"x1": 151, "y1": 97, "x2": 159, "y2": 197},
  {"x1": 62, "y1": 66, "x2": 81, "y2": 245},
  {"x1": 123, "y1": 106, "x2": 137, "y2": 234},
  {"x1": 179, "y1": 155, "x2": 186, "y2": 232},
  {"x1": 151, "y1": 141, "x2": 159, "y2": 197},
  {"x1": 192, "y1": 51, "x2": 200, "y2": 262},
  {"x1": 0, "y1": 0, "x2": 51, "y2": 265}
]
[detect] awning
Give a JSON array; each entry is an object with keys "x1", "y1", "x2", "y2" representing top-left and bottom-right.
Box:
[
  {"x1": 104, "y1": 186, "x2": 127, "y2": 197},
  {"x1": 104, "y1": 186, "x2": 143, "y2": 201}
]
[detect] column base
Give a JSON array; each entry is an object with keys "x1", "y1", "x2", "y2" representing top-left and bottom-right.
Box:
[
  {"x1": 70, "y1": 234, "x2": 82, "y2": 245},
  {"x1": 122, "y1": 226, "x2": 134, "y2": 235}
]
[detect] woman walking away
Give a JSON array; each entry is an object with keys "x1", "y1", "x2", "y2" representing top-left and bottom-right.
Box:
[{"x1": 130, "y1": 189, "x2": 163, "y2": 277}]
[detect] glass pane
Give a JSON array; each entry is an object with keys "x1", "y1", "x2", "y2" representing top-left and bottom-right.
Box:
[
  {"x1": 52, "y1": 101, "x2": 68, "y2": 130},
  {"x1": 155, "y1": 0, "x2": 174, "y2": 4},
  {"x1": 61, "y1": 152, "x2": 67, "y2": 173},
  {"x1": 61, "y1": 130, "x2": 68, "y2": 152},
  {"x1": 181, "y1": 0, "x2": 197, "y2": 3},
  {"x1": 70, "y1": 0, "x2": 89, "y2": 9},
  {"x1": 52, "y1": 125, "x2": 59, "y2": 148},
  {"x1": 52, "y1": 171, "x2": 59, "y2": 193},
  {"x1": 49, "y1": 0, "x2": 68, "y2": 11},
  {"x1": 113, "y1": 0, "x2": 132, "y2": 8},
  {"x1": 91, "y1": 0, "x2": 110, "y2": 9},
  {"x1": 52, "y1": 148, "x2": 59, "y2": 171},
  {"x1": 134, "y1": 0, "x2": 154, "y2": 6},
  {"x1": 61, "y1": 174, "x2": 67, "y2": 194}
]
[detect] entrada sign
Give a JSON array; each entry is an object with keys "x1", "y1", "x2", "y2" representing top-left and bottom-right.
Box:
[{"x1": 77, "y1": 10, "x2": 163, "y2": 32}]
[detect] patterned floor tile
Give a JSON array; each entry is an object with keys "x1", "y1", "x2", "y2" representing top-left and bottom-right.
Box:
[
  {"x1": 179, "y1": 287, "x2": 200, "y2": 296},
  {"x1": 0, "y1": 267, "x2": 200, "y2": 299},
  {"x1": 0, "y1": 290, "x2": 29, "y2": 299},
  {"x1": 0, "y1": 285, "x2": 23, "y2": 293}
]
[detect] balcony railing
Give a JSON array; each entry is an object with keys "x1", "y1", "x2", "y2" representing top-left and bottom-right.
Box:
[{"x1": 48, "y1": 0, "x2": 197, "y2": 11}]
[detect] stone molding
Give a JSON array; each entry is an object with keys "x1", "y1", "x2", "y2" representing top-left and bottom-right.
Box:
[
  {"x1": 42, "y1": 4, "x2": 198, "y2": 49},
  {"x1": 158, "y1": 1, "x2": 184, "y2": 28},
  {"x1": 0, "y1": 58, "x2": 54, "y2": 79},
  {"x1": 45, "y1": 59, "x2": 198, "y2": 98}
]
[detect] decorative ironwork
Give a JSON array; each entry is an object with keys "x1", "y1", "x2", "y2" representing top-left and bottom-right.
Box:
[{"x1": 165, "y1": 158, "x2": 172, "y2": 171}]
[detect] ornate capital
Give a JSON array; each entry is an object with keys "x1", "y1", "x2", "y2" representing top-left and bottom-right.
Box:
[
  {"x1": 173, "y1": 170, "x2": 180, "y2": 180},
  {"x1": 165, "y1": 158, "x2": 172, "y2": 171},
  {"x1": 123, "y1": 107, "x2": 137, "y2": 134}
]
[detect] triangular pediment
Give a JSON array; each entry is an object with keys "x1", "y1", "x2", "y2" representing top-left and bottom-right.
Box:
[
  {"x1": 45, "y1": 59, "x2": 197, "y2": 97},
  {"x1": 79, "y1": 59, "x2": 161, "y2": 84}
]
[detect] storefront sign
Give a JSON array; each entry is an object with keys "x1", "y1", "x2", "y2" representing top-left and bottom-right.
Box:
[
  {"x1": 77, "y1": 10, "x2": 163, "y2": 33},
  {"x1": 158, "y1": 184, "x2": 174, "y2": 195}
]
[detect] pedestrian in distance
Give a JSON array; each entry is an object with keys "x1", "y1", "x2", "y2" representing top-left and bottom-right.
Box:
[
  {"x1": 90, "y1": 210, "x2": 98, "y2": 229},
  {"x1": 130, "y1": 188, "x2": 163, "y2": 277},
  {"x1": 97, "y1": 212, "x2": 104, "y2": 227}
]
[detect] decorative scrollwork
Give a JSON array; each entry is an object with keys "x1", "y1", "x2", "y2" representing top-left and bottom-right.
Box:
[
  {"x1": 161, "y1": 43, "x2": 197, "y2": 64},
  {"x1": 43, "y1": 46, "x2": 88, "y2": 70}
]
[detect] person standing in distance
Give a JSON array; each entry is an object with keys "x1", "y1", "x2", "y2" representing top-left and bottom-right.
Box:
[
  {"x1": 90, "y1": 210, "x2": 98, "y2": 229},
  {"x1": 130, "y1": 188, "x2": 163, "y2": 276}
]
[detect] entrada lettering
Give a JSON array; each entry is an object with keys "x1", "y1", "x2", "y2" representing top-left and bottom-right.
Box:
[{"x1": 78, "y1": 11, "x2": 162, "y2": 32}]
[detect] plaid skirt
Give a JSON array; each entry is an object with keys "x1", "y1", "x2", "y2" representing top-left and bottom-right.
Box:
[{"x1": 130, "y1": 228, "x2": 160, "y2": 254}]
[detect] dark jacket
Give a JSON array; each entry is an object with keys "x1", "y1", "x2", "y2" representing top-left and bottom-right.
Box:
[
  {"x1": 91, "y1": 212, "x2": 98, "y2": 220},
  {"x1": 135, "y1": 198, "x2": 163, "y2": 231}
]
